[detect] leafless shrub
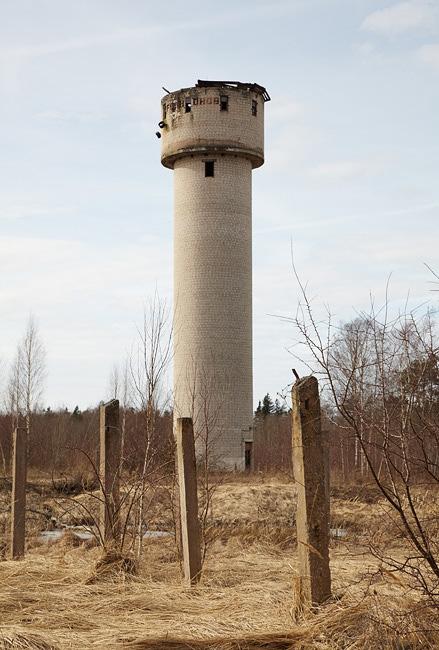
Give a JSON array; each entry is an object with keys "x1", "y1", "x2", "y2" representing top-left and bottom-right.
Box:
[{"x1": 128, "y1": 293, "x2": 173, "y2": 558}]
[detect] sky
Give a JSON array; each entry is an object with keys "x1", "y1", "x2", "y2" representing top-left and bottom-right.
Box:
[{"x1": 0, "y1": 0, "x2": 438, "y2": 410}]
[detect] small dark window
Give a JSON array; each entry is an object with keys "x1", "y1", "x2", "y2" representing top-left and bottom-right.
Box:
[
  {"x1": 205, "y1": 160, "x2": 215, "y2": 177},
  {"x1": 252, "y1": 99, "x2": 257, "y2": 116},
  {"x1": 162, "y1": 104, "x2": 167, "y2": 119},
  {"x1": 171, "y1": 101, "x2": 176, "y2": 112},
  {"x1": 185, "y1": 97, "x2": 191, "y2": 113},
  {"x1": 304, "y1": 398, "x2": 310, "y2": 410},
  {"x1": 245, "y1": 441, "x2": 252, "y2": 471},
  {"x1": 220, "y1": 95, "x2": 228, "y2": 111}
]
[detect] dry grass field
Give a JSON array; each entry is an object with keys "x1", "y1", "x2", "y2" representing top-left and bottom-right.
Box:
[{"x1": 0, "y1": 476, "x2": 438, "y2": 649}]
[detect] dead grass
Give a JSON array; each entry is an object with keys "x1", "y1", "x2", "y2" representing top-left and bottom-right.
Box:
[
  {"x1": 0, "y1": 534, "x2": 437, "y2": 649},
  {"x1": 85, "y1": 548, "x2": 137, "y2": 584},
  {"x1": 0, "y1": 478, "x2": 437, "y2": 649},
  {"x1": 0, "y1": 630, "x2": 58, "y2": 650}
]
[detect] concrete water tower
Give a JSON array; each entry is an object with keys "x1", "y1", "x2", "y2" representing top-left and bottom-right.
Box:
[{"x1": 160, "y1": 80, "x2": 270, "y2": 470}]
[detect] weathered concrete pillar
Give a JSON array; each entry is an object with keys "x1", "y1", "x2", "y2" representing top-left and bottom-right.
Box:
[
  {"x1": 10, "y1": 427, "x2": 27, "y2": 559},
  {"x1": 176, "y1": 417, "x2": 202, "y2": 586},
  {"x1": 99, "y1": 399, "x2": 121, "y2": 545},
  {"x1": 292, "y1": 376, "x2": 331, "y2": 606}
]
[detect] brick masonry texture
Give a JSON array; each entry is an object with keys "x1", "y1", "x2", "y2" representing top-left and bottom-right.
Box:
[
  {"x1": 161, "y1": 85, "x2": 264, "y2": 169},
  {"x1": 161, "y1": 83, "x2": 266, "y2": 469}
]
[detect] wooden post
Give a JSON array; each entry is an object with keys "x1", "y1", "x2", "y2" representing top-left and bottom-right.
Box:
[
  {"x1": 100, "y1": 399, "x2": 121, "y2": 545},
  {"x1": 10, "y1": 427, "x2": 27, "y2": 559},
  {"x1": 176, "y1": 417, "x2": 202, "y2": 586},
  {"x1": 292, "y1": 376, "x2": 331, "y2": 606}
]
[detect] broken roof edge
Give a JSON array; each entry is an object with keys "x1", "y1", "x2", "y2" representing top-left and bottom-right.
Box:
[
  {"x1": 161, "y1": 81, "x2": 270, "y2": 102},
  {"x1": 196, "y1": 80, "x2": 270, "y2": 102}
]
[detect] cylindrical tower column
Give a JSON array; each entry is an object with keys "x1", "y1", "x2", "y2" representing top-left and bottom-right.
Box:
[{"x1": 160, "y1": 80, "x2": 269, "y2": 469}]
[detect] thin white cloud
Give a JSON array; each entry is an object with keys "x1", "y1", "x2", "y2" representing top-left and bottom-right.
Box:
[
  {"x1": 309, "y1": 160, "x2": 375, "y2": 181},
  {"x1": 35, "y1": 110, "x2": 108, "y2": 123},
  {"x1": 254, "y1": 201, "x2": 439, "y2": 235},
  {"x1": 0, "y1": 235, "x2": 172, "y2": 309},
  {"x1": 418, "y1": 43, "x2": 439, "y2": 68},
  {"x1": 269, "y1": 97, "x2": 304, "y2": 121},
  {"x1": 361, "y1": 1, "x2": 438, "y2": 36},
  {"x1": 356, "y1": 41, "x2": 377, "y2": 56},
  {"x1": 0, "y1": 27, "x2": 170, "y2": 60},
  {"x1": 267, "y1": 116, "x2": 318, "y2": 170},
  {"x1": 0, "y1": 2, "x2": 304, "y2": 61},
  {"x1": 0, "y1": 203, "x2": 74, "y2": 221},
  {"x1": 0, "y1": 232, "x2": 173, "y2": 407},
  {"x1": 357, "y1": 231, "x2": 438, "y2": 264}
]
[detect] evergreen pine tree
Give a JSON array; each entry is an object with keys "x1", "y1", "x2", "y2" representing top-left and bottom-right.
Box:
[
  {"x1": 261, "y1": 393, "x2": 274, "y2": 416},
  {"x1": 71, "y1": 405, "x2": 82, "y2": 419}
]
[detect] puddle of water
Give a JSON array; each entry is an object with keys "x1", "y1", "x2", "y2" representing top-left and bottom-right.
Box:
[
  {"x1": 330, "y1": 527, "x2": 348, "y2": 539},
  {"x1": 40, "y1": 530, "x2": 64, "y2": 542},
  {"x1": 73, "y1": 529, "x2": 94, "y2": 540},
  {"x1": 39, "y1": 528, "x2": 93, "y2": 543},
  {"x1": 39, "y1": 528, "x2": 171, "y2": 543},
  {"x1": 145, "y1": 530, "x2": 171, "y2": 538}
]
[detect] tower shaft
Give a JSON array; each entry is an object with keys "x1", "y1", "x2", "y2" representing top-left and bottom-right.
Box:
[{"x1": 174, "y1": 155, "x2": 252, "y2": 468}]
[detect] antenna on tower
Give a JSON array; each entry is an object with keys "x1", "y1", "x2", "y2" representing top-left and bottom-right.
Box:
[{"x1": 162, "y1": 86, "x2": 171, "y2": 94}]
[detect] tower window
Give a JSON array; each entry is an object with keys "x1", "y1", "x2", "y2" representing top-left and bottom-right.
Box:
[
  {"x1": 245, "y1": 441, "x2": 253, "y2": 471},
  {"x1": 220, "y1": 95, "x2": 229, "y2": 111},
  {"x1": 162, "y1": 104, "x2": 167, "y2": 119},
  {"x1": 185, "y1": 97, "x2": 191, "y2": 113},
  {"x1": 205, "y1": 160, "x2": 215, "y2": 177},
  {"x1": 252, "y1": 100, "x2": 258, "y2": 116}
]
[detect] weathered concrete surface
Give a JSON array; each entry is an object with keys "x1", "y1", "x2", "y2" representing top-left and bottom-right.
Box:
[
  {"x1": 99, "y1": 399, "x2": 121, "y2": 545},
  {"x1": 292, "y1": 376, "x2": 331, "y2": 606},
  {"x1": 176, "y1": 417, "x2": 202, "y2": 586},
  {"x1": 10, "y1": 427, "x2": 27, "y2": 559}
]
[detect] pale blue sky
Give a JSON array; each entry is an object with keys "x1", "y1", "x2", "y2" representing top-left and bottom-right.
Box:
[{"x1": 1, "y1": 0, "x2": 438, "y2": 409}]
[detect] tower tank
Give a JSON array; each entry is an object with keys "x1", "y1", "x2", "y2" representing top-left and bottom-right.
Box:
[{"x1": 160, "y1": 80, "x2": 269, "y2": 469}]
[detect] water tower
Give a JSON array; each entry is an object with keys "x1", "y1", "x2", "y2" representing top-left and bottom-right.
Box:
[{"x1": 160, "y1": 80, "x2": 269, "y2": 469}]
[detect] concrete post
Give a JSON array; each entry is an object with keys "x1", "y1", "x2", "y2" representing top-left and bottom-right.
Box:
[
  {"x1": 176, "y1": 417, "x2": 202, "y2": 586},
  {"x1": 292, "y1": 376, "x2": 331, "y2": 606},
  {"x1": 10, "y1": 427, "x2": 27, "y2": 559},
  {"x1": 99, "y1": 399, "x2": 121, "y2": 545}
]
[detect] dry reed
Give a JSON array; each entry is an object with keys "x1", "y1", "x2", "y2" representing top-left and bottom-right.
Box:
[
  {"x1": 0, "y1": 480, "x2": 437, "y2": 649},
  {"x1": 0, "y1": 630, "x2": 58, "y2": 650}
]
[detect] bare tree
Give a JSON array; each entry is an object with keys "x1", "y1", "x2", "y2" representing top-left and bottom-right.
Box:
[
  {"x1": 129, "y1": 293, "x2": 172, "y2": 558},
  {"x1": 289, "y1": 271, "x2": 439, "y2": 604},
  {"x1": 107, "y1": 359, "x2": 130, "y2": 462},
  {"x1": 20, "y1": 316, "x2": 46, "y2": 440},
  {"x1": 6, "y1": 350, "x2": 23, "y2": 432},
  {"x1": 7, "y1": 316, "x2": 46, "y2": 441},
  {"x1": 108, "y1": 363, "x2": 120, "y2": 401}
]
